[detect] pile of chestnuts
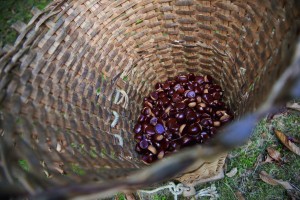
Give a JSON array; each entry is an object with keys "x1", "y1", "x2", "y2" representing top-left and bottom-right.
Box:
[{"x1": 133, "y1": 74, "x2": 232, "y2": 164}]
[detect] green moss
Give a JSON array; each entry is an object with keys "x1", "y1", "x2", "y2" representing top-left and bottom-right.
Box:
[
  {"x1": 101, "y1": 73, "x2": 106, "y2": 80},
  {"x1": 71, "y1": 164, "x2": 85, "y2": 176},
  {"x1": 19, "y1": 159, "x2": 29, "y2": 171},
  {"x1": 89, "y1": 148, "x2": 98, "y2": 158},
  {"x1": 70, "y1": 142, "x2": 77, "y2": 148},
  {"x1": 111, "y1": 150, "x2": 116, "y2": 159},
  {"x1": 198, "y1": 111, "x2": 300, "y2": 200},
  {"x1": 235, "y1": 153, "x2": 257, "y2": 169},
  {"x1": 122, "y1": 76, "x2": 128, "y2": 81},
  {"x1": 16, "y1": 117, "x2": 23, "y2": 125},
  {"x1": 101, "y1": 148, "x2": 107, "y2": 157},
  {"x1": 79, "y1": 144, "x2": 86, "y2": 155},
  {"x1": 153, "y1": 194, "x2": 168, "y2": 200},
  {"x1": 0, "y1": 0, "x2": 51, "y2": 46},
  {"x1": 96, "y1": 88, "x2": 101, "y2": 96},
  {"x1": 116, "y1": 193, "x2": 126, "y2": 200},
  {"x1": 249, "y1": 83, "x2": 255, "y2": 91},
  {"x1": 135, "y1": 19, "x2": 143, "y2": 25}
]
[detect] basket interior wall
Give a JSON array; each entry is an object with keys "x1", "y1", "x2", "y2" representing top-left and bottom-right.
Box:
[{"x1": 0, "y1": 0, "x2": 299, "y2": 186}]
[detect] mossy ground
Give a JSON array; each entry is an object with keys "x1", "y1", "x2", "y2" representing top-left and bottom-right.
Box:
[
  {"x1": 202, "y1": 110, "x2": 300, "y2": 200},
  {"x1": 1, "y1": 2, "x2": 299, "y2": 200},
  {"x1": 0, "y1": 0, "x2": 51, "y2": 46}
]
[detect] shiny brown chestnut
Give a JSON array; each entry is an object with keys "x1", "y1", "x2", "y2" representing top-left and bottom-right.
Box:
[
  {"x1": 186, "y1": 111, "x2": 197, "y2": 123},
  {"x1": 150, "y1": 91, "x2": 159, "y2": 101},
  {"x1": 173, "y1": 84, "x2": 185, "y2": 94},
  {"x1": 187, "y1": 123, "x2": 201, "y2": 135},
  {"x1": 177, "y1": 75, "x2": 188, "y2": 83},
  {"x1": 134, "y1": 123, "x2": 142, "y2": 134},
  {"x1": 134, "y1": 73, "x2": 233, "y2": 163},
  {"x1": 166, "y1": 118, "x2": 179, "y2": 132}
]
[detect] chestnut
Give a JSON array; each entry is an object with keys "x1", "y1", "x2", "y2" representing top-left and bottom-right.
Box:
[
  {"x1": 213, "y1": 121, "x2": 221, "y2": 127},
  {"x1": 134, "y1": 73, "x2": 233, "y2": 163},
  {"x1": 188, "y1": 102, "x2": 196, "y2": 108},
  {"x1": 155, "y1": 123, "x2": 165, "y2": 134},
  {"x1": 158, "y1": 91, "x2": 167, "y2": 99},
  {"x1": 142, "y1": 153, "x2": 155, "y2": 164},
  {"x1": 139, "y1": 139, "x2": 149, "y2": 149},
  {"x1": 162, "y1": 83, "x2": 171, "y2": 91},
  {"x1": 200, "y1": 131, "x2": 210, "y2": 140},
  {"x1": 175, "y1": 102, "x2": 186, "y2": 110},
  {"x1": 150, "y1": 117, "x2": 158, "y2": 126},
  {"x1": 134, "y1": 123, "x2": 142, "y2": 134},
  {"x1": 200, "y1": 118, "x2": 213, "y2": 126},
  {"x1": 202, "y1": 93, "x2": 213, "y2": 103},
  {"x1": 177, "y1": 75, "x2": 188, "y2": 83},
  {"x1": 169, "y1": 140, "x2": 181, "y2": 151},
  {"x1": 166, "y1": 118, "x2": 179, "y2": 132},
  {"x1": 145, "y1": 126, "x2": 156, "y2": 135},
  {"x1": 176, "y1": 112, "x2": 186, "y2": 124},
  {"x1": 172, "y1": 92, "x2": 182, "y2": 103},
  {"x1": 168, "y1": 89, "x2": 175, "y2": 97},
  {"x1": 173, "y1": 84, "x2": 185, "y2": 94},
  {"x1": 186, "y1": 111, "x2": 197, "y2": 123},
  {"x1": 154, "y1": 134, "x2": 164, "y2": 141},
  {"x1": 185, "y1": 90, "x2": 196, "y2": 98},
  {"x1": 155, "y1": 82, "x2": 162, "y2": 89},
  {"x1": 187, "y1": 123, "x2": 201, "y2": 135},
  {"x1": 135, "y1": 143, "x2": 144, "y2": 154},
  {"x1": 181, "y1": 135, "x2": 195, "y2": 146},
  {"x1": 138, "y1": 114, "x2": 147, "y2": 123},
  {"x1": 148, "y1": 145, "x2": 157, "y2": 154},
  {"x1": 220, "y1": 114, "x2": 231, "y2": 123},
  {"x1": 134, "y1": 133, "x2": 143, "y2": 142},
  {"x1": 150, "y1": 91, "x2": 159, "y2": 101},
  {"x1": 204, "y1": 75, "x2": 213, "y2": 83},
  {"x1": 142, "y1": 107, "x2": 152, "y2": 115},
  {"x1": 179, "y1": 124, "x2": 186, "y2": 134},
  {"x1": 188, "y1": 73, "x2": 195, "y2": 81},
  {"x1": 195, "y1": 76, "x2": 205, "y2": 85},
  {"x1": 157, "y1": 151, "x2": 165, "y2": 159}
]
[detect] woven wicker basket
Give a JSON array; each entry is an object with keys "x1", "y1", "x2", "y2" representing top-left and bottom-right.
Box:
[{"x1": 0, "y1": 0, "x2": 300, "y2": 198}]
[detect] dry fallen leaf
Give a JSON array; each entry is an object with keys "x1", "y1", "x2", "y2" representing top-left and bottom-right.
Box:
[
  {"x1": 226, "y1": 167, "x2": 238, "y2": 178},
  {"x1": 235, "y1": 191, "x2": 246, "y2": 200},
  {"x1": 279, "y1": 181, "x2": 294, "y2": 190},
  {"x1": 286, "y1": 102, "x2": 300, "y2": 112},
  {"x1": 259, "y1": 171, "x2": 293, "y2": 190},
  {"x1": 267, "y1": 147, "x2": 282, "y2": 162},
  {"x1": 275, "y1": 130, "x2": 300, "y2": 156},
  {"x1": 259, "y1": 171, "x2": 278, "y2": 186}
]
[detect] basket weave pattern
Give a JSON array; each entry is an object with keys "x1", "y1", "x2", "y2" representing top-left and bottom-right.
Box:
[{"x1": 0, "y1": 0, "x2": 299, "y2": 191}]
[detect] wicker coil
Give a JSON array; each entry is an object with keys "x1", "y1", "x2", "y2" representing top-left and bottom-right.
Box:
[{"x1": 0, "y1": 0, "x2": 300, "y2": 197}]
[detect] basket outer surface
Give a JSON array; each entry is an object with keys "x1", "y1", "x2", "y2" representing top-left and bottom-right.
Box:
[{"x1": 0, "y1": 0, "x2": 299, "y2": 192}]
